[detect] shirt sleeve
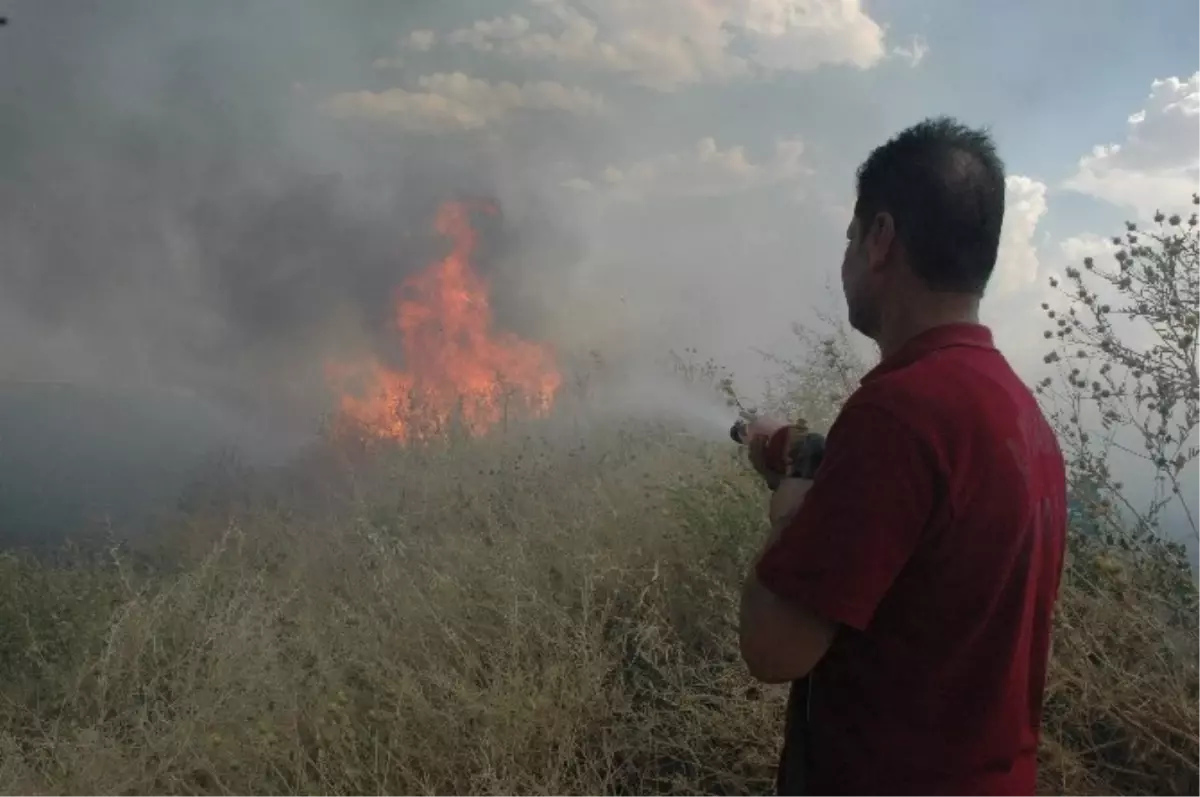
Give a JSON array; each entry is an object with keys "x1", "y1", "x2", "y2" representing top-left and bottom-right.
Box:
[{"x1": 754, "y1": 401, "x2": 938, "y2": 631}]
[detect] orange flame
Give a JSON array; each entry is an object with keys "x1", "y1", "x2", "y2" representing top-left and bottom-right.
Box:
[{"x1": 327, "y1": 200, "x2": 561, "y2": 442}]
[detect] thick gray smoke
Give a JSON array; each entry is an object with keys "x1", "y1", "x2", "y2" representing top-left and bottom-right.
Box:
[
  {"x1": 5, "y1": 1, "x2": 1189, "y2": 554},
  {"x1": 0, "y1": 1, "x2": 861, "y2": 449},
  {"x1": 0, "y1": 1, "x2": 592, "y2": 458},
  {"x1": 0, "y1": 1, "x2": 614, "y2": 541}
]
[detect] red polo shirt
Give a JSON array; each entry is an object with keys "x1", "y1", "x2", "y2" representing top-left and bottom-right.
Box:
[{"x1": 755, "y1": 323, "x2": 1067, "y2": 795}]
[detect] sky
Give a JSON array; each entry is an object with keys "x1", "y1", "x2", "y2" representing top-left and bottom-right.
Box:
[
  {"x1": 325, "y1": 1, "x2": 1196, "y2": 375},
  {"x1": 0, "y1": 0, "x2": 1196, "y2": 445}
]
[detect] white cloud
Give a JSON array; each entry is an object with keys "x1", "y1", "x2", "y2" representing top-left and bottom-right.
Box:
[
  {"x1": 1063, "y1": 72, "x2": 1199, "y2": 218},
  {"x1": 446, "y1": 15, "x2": 533, "y2": 50},
  {"x1": 986, "y1": 227, "x2": 1133, "y2": 384},
  {"x1": 1036, "y1": 234, "x2": 1118, "y2": 339},
  {"x1": 437, "y1": 0, "x2": 889, "y2": 91},
  {"x1": 992, "y1": 175, "x2": 1049, "y2": 295},
  {"x1": 993, "y1": 226, "x2": 1175, "y2": 441},
  {"x1": 981, "y1": 174, "x2": 1054, "y2": 377},
  {"x1": 890, "y1": 35, "x2": 928, "y2": 68},
  {"x1": 564, "y1": 136, "x2": 809, "y2": 200},
  {"x1": 324, "y1": 72, "x2": 605, "y2": 131},
  {"x1": 405, "y1": 29, "x2": 436, "y2": 52},
  {"x1": 1049, "y1": 233, "x2": 1163, "y2": 354},
  {"x1": 1056, "y1": 233, "x2": 1117, "y2": 273}
]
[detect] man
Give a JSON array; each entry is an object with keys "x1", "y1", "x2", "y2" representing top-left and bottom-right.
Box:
[{"x1": 738, "y1": 117, "x2": 1067, "y2": 795}]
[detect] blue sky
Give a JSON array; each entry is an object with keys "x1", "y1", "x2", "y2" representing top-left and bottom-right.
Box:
[{"x1": 874, "y1": 0, "x2": 1197, "y2": 230}]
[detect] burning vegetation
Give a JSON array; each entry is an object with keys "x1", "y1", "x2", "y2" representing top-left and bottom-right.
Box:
[{"x1": 327, "y1": 200, "x2": 562, "y2": 442}]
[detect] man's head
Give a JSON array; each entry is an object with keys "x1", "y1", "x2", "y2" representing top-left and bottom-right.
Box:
[{"x1": 840, "y1": 117, "x2": 1006, "y2": 340}]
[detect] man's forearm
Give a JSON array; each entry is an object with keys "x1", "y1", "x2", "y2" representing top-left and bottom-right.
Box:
[
  {"x1": 739, "y1": 477, "x2": 834, "y2": 683},
  {"x1": 767, "y1": 478, "x2": 813, "y2": 534},
  {"x1": 749, "y1": 477, "x2": 812, "y2": 568}
]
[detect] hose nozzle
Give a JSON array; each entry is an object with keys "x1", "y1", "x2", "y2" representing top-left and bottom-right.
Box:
[{"x1": 729, "y1": 414, "x2": 827, "y2": 480}]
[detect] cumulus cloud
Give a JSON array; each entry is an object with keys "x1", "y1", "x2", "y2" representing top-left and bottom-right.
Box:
[
  {"x1": 324, "y1": 72, "x2": 605, "y2": 131},
  {"x1": 981, "y1": 174, "x2": 1054, "y2": 378},
  {"x1": 989, "y1": 179, "x2": 1183, "y2": 385},
  {"x1": 1033, "y1": 234, "x2": 1118, "y2": 341},
  {"x1": 565, "y1": 136, "x2": 809, "y2": 200},
  {"x1": 405, "y1": 29, "x2": 437, "y2": 52},
  {"x1": 987, "y1": 228, "x2": 1127, "y2": 384},
  {"x1": 890, "y1": 35, "x2": 929, "y2": 68},
  {"x1": 434, "y1": 0, "x2": 889, "y2": 91},
  {"x1": 1049, "y1": 232, "x2": 1166, "y2": 354},
  {"x1": 1056, "y1": 233, "x2": 1119, "y2": 275},
  {"x1": 991, "y1": 175, "x2": 1049, "y2": 296},
  {"x1": 445, "y1": 15, "x2": 532, "y2": 50},
  {"x1": 1063, "y1": 72, "x2": 1199, "y2": 217}
]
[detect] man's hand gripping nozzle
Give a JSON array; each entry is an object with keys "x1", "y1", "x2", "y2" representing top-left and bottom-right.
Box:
[{"x1": 730, "y1": 414, "x2": 827, "y2": 486}]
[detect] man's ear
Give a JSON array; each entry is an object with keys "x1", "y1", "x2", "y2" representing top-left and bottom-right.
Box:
[{"x1": 864, "y1": 211, "x2": 896, "y2": 271}]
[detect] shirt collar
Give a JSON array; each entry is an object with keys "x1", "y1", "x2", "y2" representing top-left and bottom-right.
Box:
[{"x1": 861, "y1": 323, "x2": 996, "y2": 384}]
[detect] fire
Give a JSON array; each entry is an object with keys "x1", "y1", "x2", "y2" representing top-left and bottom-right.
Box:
[{"x1": 327, "y1": 200, "x2": 561, "y2": 442}]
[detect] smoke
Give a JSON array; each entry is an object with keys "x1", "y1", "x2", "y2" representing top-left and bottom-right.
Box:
[
  {"x1": 13, "y1": 2, "x2": 1173, "y2": 447},
  {"x1": 0, "y1": 2, "x2": 554, "y2": 450},
  {"x1": 0, "y1": 0, "x2": 843, "y2": 457},
  {"x1": 2, "y1": 2, "x2": 1194, "y2": 558}
]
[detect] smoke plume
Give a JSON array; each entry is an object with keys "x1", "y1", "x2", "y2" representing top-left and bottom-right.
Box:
[{"x1": 0, "y1": 2, "x2": 573, "y2": 451}]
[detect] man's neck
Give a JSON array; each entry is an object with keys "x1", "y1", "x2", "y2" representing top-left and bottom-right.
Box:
[{"x1": 876, "y1": 296, "x2": 981, "y2": 360}]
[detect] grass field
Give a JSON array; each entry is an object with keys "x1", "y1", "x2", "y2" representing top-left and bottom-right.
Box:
[{"x1": 0, "y1": 381, "x2": 1196, "y2": 794}]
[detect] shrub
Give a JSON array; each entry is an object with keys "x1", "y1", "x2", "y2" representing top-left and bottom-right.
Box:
[{"x1": 1032, "y1": 196, "x2": 1199, "y2": 795}]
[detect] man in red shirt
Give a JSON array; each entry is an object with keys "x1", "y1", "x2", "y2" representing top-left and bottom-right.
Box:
[{"x1": 738, "y1": 117, "x2": 1067, "y2": 795}]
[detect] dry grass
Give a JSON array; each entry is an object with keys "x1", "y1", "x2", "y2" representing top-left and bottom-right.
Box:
[{"x1": 0, "y1": 414, "x2": 1195, "y2": 795}]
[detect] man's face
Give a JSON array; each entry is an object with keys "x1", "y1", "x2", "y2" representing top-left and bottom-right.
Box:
[{"x1": 841, "y1": 216, "x2": 882, "y2": 339}]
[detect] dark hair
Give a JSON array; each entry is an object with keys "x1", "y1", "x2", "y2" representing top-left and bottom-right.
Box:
[{"x1": 854, "y1": 116, "x2": 1006, "y2": 295}]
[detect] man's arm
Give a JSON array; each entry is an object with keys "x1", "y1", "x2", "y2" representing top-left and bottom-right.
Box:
[
  {"x1": 737, "y1": 403, "x2": 937, "y2": 683},
  {"x1": 740, "y1": 477, "x2": 836, "y2": 683}
]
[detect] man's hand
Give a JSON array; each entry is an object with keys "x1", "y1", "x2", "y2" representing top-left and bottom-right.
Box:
[
  {"x1": 758, "y1": 477, "x2": 813, "y2": 553},
  {"x1": 769, "y1": 477, "x2": 812, "y2": 530},
  {"x1": 746, "y1": 415, "x2": 786, "y2": 487}
]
